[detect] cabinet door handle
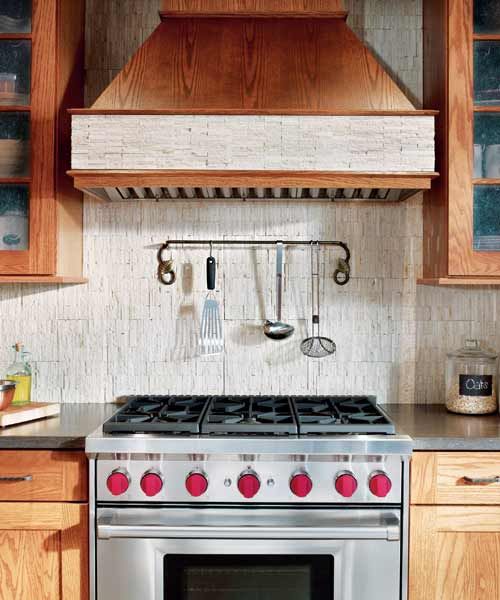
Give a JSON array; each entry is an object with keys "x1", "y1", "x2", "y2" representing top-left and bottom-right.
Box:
[
  {"x1": 0, "y1": 475, "x2": 33, "y2": 482},
  {"x1": 463, "y1": 475, "x2": 500, "y2": 485}
]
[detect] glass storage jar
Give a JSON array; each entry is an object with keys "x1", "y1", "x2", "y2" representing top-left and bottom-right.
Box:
[{"x1": 446, "y1": 339, "x2": 498, "y2": 414}]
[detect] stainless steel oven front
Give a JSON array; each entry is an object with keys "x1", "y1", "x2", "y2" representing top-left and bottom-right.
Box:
[{"x1": 96, "y1": 506, "x2": 402, "y2": 600}]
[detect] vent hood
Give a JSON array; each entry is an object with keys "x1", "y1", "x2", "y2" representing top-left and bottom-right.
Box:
[{"x1": 69, "y1": 0, "x2": 438, "y2": 202}]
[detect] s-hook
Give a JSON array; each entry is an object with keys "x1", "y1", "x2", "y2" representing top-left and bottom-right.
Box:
[{"x1": 157, "y1": 242, "x2": 177, "y2": 285}]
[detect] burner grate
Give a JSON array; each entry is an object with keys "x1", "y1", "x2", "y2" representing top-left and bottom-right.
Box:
[
  {"x1": 103, "y1": 395, "x2": 211, "y2": 434},
  {"x1": 203, "y1": 396, "x2": 298, "y2": 435},
  {"x1": 294, "y1": 396, "x2": 395, "y2": 434},
  {"x1": 102, "y1": 395, "x2": 395, "y2": 436}
]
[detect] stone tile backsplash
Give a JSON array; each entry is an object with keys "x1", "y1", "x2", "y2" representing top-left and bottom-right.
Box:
[{"x1": 0, "y1": 0, "x2": 494, "y2": 405}]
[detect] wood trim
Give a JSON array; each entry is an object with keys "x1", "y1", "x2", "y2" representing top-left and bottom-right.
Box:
[
  {"x1": 55, "y1": 0, "x2": 85, "y2": 279},
  {"x1": 473, "y1": 34, "x2": 500, "y2": 41},
  {"x1": 160, "y1": 0, "x2": 346, "y2": 16},
  {"x1": 68, "y1": 170, "x2": 439, "y2": 190},
  {"x1": 411, "y1": 452, "x2": 437, "y2": 504},
  {"x1": 474, "y1": 179, "x2": 500, "y2": 185},
  {"x1": 422, "y1": 0, "x2": 449, "y2": 280},
  {"x1": 0, "y1": 106, "x2": 30, "y2": 112},
  {"x1": 0, "y1": 450, "x2": 87, "y2": 501},
  {"x1": 70, "y1": 108, "x2": 439, "y2": 116},
  {"x1": 418, "y1": 277, "x2": 500, "y2": 285},
  {"x1": 0, "y1": 33, "x2": 32, "y2": 40},
  {"x1": 474, "y1": 106, "x2": 500, "y2": 112},
  {"x1": 0, "y1": 275, "x2": 87, "y2": 284}
]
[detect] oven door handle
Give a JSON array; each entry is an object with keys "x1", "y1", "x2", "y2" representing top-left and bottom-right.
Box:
[{"x1": 97, "y1": 515, "x2": 400, "y2": 541}]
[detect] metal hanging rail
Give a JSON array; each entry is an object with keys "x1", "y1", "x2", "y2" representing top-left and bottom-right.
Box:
[{"x1": 158, "y1": 239, "x2": 351, "y2": 286}]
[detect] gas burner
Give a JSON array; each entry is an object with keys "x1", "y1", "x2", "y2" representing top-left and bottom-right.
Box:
[
  {"x1": 102, "y1": 395, "x2": 395, "y2": 436},
  {"x1": 204, "y1": 396, "x2": 297, "y2": 435}
]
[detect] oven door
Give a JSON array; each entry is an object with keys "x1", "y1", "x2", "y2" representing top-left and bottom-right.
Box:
[{"x1": 96, "y1": 507, "x2": 402, "y2": 600}]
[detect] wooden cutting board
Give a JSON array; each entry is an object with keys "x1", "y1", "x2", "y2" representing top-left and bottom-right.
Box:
[{"x1": 0, "y1": 403, "x2": 60, "y2": 428}]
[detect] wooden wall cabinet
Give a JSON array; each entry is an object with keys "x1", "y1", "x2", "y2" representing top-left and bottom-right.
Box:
[
  {"x1": 0, "y1": 450, "x2": 88, "y2": 600},
  {"x1": 410, "y1": 452, "x2": 500, "y2": 600},
  {"x1": 0, "y1": 0, "x2": 86, "y2": 284},
  {"x1": 422, "y1": 0, "x2": 500, "y2": 285}
]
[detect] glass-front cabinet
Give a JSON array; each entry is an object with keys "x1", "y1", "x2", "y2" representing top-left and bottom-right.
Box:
[
  {"x1": 0, "y1": 0, "x2": 85, "y2": 281},
  {"x1": 422, "y1": 0, "x2": 500, "y2": 282},
  {"x1": 473, "y1": 19, "x2": 500, "y2": 254}
]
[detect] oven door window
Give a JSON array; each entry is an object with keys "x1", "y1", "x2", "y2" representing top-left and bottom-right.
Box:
[{"x1": 165, "y1": 555, "x2": 333, "y2": 600}]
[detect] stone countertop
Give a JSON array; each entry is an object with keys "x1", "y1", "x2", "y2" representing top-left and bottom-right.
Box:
[
  {"x1": 0, "y1": 403, "x2": 117, "y2": 449},
  {"x1": 385, "y1": 403, "x2": 500, "y2": 451},
  {"x1": 1, "y1": 402, "x2": 500, "y2": 452}
]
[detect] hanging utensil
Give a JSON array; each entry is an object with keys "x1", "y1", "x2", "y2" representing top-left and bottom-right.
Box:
[
  {"x1": 301, "y1": 242, "x2": 336, "y2": 358},
  {"x1": 199, "y1": 244, "x2": 224, "y2": 356},
  {"x1": 264, "y1": 242, "x2": 295, "y2": 340}
]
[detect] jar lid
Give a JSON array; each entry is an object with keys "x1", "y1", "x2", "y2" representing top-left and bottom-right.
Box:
[{"x1": 447, "y1": 339, "x2": 498, "y2": 360}]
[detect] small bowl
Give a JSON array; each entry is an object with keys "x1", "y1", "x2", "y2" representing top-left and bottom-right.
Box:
[{"x1": 0, "y1": 380, "x2": 16, "y2": 410}]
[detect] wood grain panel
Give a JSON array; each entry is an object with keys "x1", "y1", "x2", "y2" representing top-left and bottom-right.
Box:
[
  {"x1": 69, "y1": 170, "x2": 437, "y2": 190},
  {"x1": 0, "y1": 530, "x2": 60, "y2": 600},
  {"x1": 55, "y1": 0, "x2": 85, "y2": 279},
  {"x1": 412, "y1": 452, "x2": 500, "y2": 505},
  {"x1": 91, "y1": 18, "x2": 415, "y2": 111},
  {"x1": 161, "y1": 0, "x2": 346, "y2": 16},
  {"x1": 410, "y1": 506, "x2": 500, "y2": 600},
  {"x1": 422, "y1": 0, "x2": 448, "y2": 279},
  {"x1": 0, "y1": 451, "x2": 87, "y2": 502},
  {"x1": 0, "y1": 503, "x2": 88, "y2": 600}
]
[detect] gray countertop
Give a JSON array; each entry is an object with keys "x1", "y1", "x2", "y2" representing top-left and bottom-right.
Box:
[
  {"x1": 0, "y1": 403, "x2": 117, "y2": 449},
  {"x1": 385, "y1": 404, "x2": 500, "y2": 451},
  {"x1": 0, "y1": 402, "x2": 499, "y2": 451}
]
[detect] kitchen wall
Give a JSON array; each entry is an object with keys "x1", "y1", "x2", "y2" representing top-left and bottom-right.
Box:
[{"x1": 0, "y1": 0, "x2": 496, "y2": 405}]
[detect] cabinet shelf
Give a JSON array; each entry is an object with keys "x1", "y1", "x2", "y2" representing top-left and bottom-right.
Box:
[
  {"x1": 474, "y1": 106, "x2": 500, "y2": 112},
  {"x1": 418, "y1": 277, "x2": 500, "y2": 286},
  {"x1": 0, "y1": 34, "x2": 31, "y2": 40},
  {"x1": 0, "y1": 106, "x2": 30, "y2": 113},
  {"x1": 473, "y1": 179, "x2": 500, "y2": 185},
  {"x1": 474, "y1": 34, "x2": 500, "y2": 41}
]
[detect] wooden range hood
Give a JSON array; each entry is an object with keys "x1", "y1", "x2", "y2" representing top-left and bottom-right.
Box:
[{"x1": 69, "y1": 0, "x2": 438, "y2": 202}]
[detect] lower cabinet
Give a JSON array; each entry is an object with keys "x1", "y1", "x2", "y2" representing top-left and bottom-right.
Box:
[
  {"x1": 0, "y1": 450, "x2": 88, "y2": 600},
  {"x1": 410, "y1": 452, "x2": 500, "y2": 600},
  {"x1": 410, "y1": 505, "x2": 500, "y2": 600},
  {"x1": 0, "y1": 503, "x2": 88, "y2": 600}
]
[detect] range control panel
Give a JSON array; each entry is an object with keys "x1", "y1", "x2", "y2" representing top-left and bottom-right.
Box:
[{"x1": 96, "y1": 455, "x2": 403, "y2": 504}]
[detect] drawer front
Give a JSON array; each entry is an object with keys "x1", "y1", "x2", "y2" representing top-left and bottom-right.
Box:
[
  {"x1": 412, "y1": 452, "x2": 500, "y2": 505},
  {"x1": 0, "y1": 451, "x2": 87, "y2": 502}
]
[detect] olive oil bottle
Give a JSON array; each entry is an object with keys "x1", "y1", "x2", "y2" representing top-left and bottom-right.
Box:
[{"x1": 6, "y1": 343, "x2": 32, "y2": 405}]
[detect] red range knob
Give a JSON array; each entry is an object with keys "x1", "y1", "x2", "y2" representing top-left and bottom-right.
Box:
[
  {"x1": 290, "y1": 473, "x2": 313, "y2": 498},
  {"x1": 186, "y1": 472, "x2": 208, "y2": 497},
  {"x1": 369, "y1": 472, "x2": 392, "y2": 498},
  {"x1": 238, "y1": 472, "x2": 261, "y2": 499},
  {"x1": 106, "y1": 471, "x2": 130, "y2": 496},
  {"x1": 140, "y1": 472, "x2": 163, "y2": 497},
  {"x1": 335, "y1": 472, "x2": 358, "y2": 498}
]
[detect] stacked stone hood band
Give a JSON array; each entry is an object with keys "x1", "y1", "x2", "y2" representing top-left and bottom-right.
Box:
[{"x1": 68, "y1": 0, "x2": 438, "y2": 202}]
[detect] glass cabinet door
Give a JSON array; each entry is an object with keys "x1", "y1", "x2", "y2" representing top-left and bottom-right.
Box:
[
  {"x1": 0, "y1": 0, "x2": 31, "y2": 34},
  {"x1": 471, "y1": 3, "x2": 500, "y2": 259},
  {"x1": 0, "y1": 1, "x2": 32, "y2": 268}
]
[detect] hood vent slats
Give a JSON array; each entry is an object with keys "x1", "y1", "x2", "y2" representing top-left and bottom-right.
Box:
[{"x1": 97, "y1": 186, "x2": 417, "y2": 203}]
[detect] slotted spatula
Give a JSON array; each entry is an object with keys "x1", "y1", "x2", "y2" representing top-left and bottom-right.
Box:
[{"x1": 199, "y1": 250, "x2": 224, "y2": 356}]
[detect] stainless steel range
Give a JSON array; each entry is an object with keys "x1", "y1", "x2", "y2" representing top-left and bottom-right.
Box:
[{"x1": 86, "y1": 395, "x2": 412, "y2": 600}]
